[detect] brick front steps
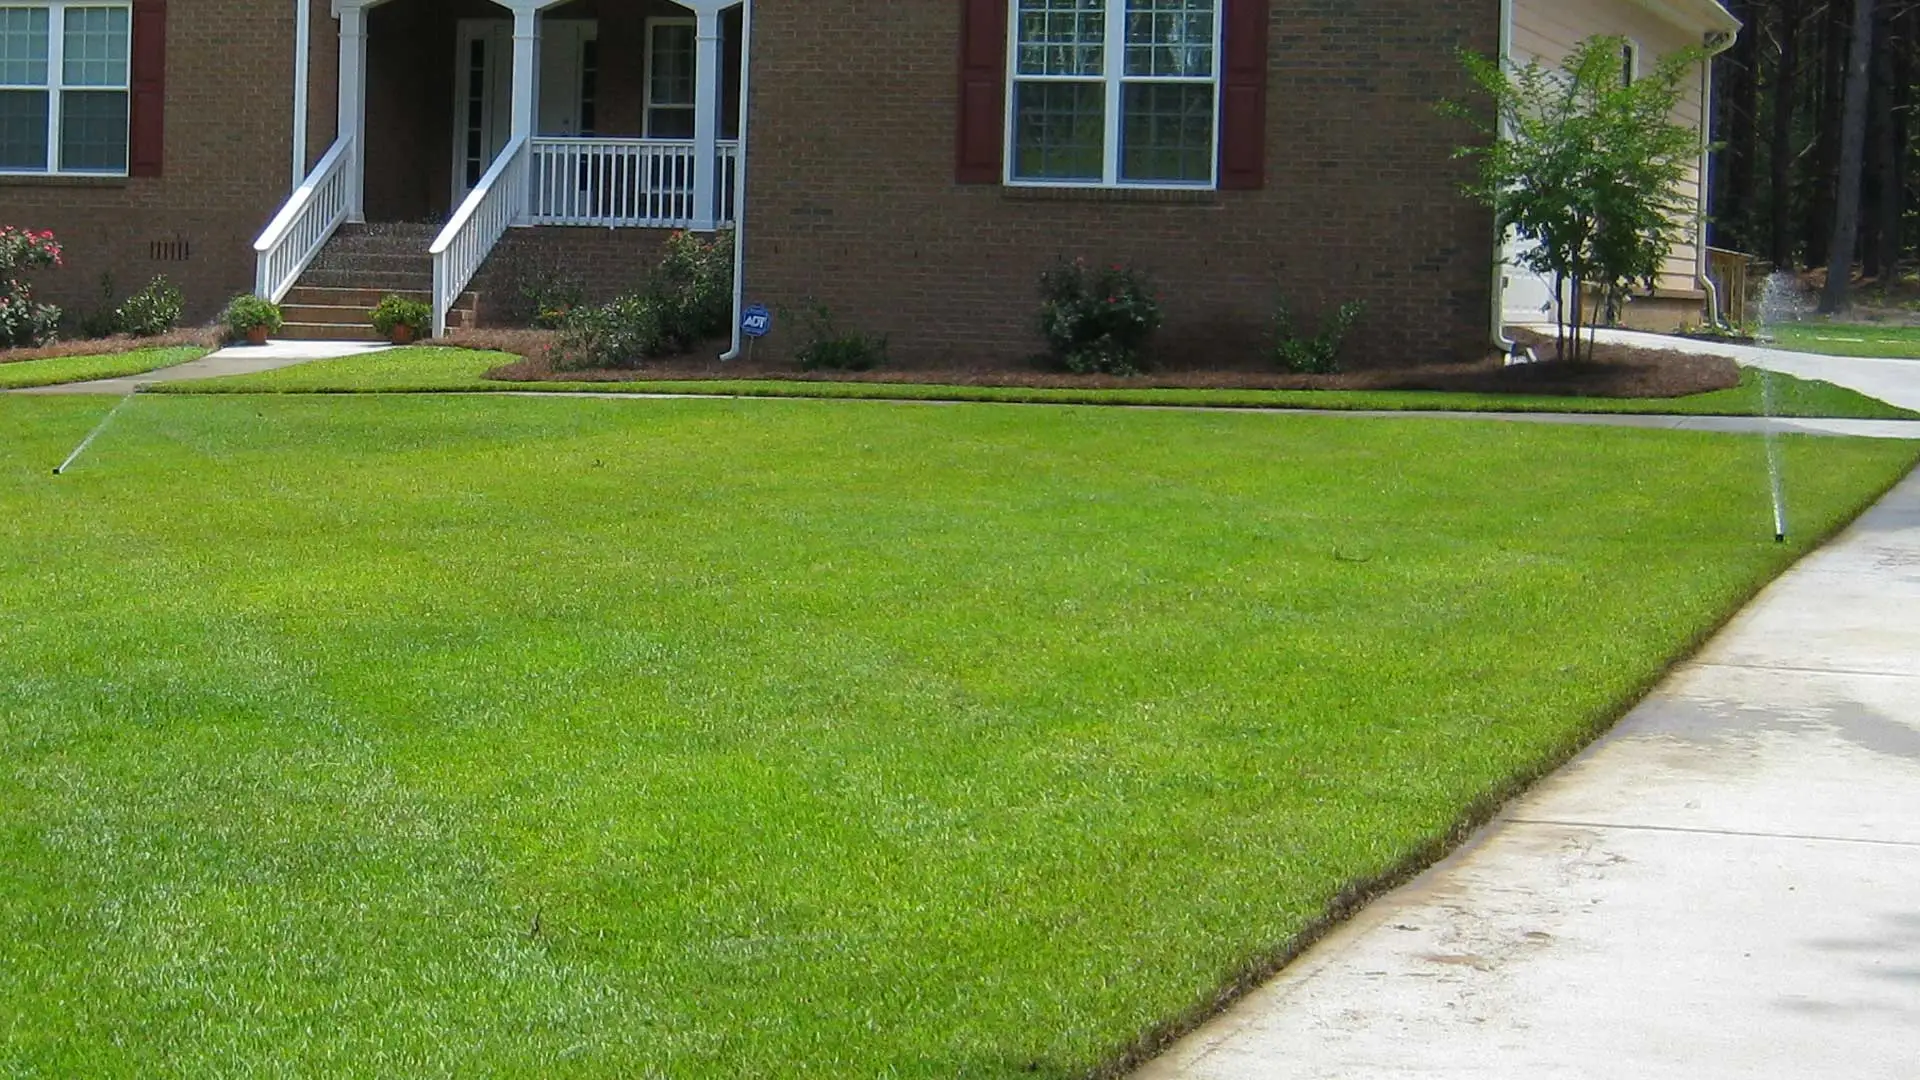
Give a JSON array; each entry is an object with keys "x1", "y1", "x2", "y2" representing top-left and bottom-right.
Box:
[{"x1": 276, "y1": 224, "x2": 477, "y2": 342}]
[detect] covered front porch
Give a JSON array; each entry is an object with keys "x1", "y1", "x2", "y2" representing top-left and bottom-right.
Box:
[{"x1": 255, "y1": 0, "x2": 746, "y2": 335}]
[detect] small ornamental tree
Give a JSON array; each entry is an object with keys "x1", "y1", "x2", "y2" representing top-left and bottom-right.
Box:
[{"x1": 1447, "y1": 37, "x2": 1703, "y2": 362}]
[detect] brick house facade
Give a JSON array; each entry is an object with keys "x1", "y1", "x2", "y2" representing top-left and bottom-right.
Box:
[{"x1": 1, "y1": 1, "x2": 1736, "y2": 364}]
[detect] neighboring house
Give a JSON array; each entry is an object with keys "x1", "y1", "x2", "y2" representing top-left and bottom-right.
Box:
[
  {"x1": 1501, "y1": 0, "x2": 1742, "y2": 334},
  {"x1": 0, "y1": 1, "x2": 1736, "y2": 364}
]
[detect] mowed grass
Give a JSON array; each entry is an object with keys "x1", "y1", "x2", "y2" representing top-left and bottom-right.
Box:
[
  {"x1": 1, "y1": 393, "x2": 1914, "y2": 1078},
  {"x1": 0, "y1": 346, "x2": 208, "y2": 389},
  {"x1": 1767, "y1": 321, "x2": 1920, "y2": 360},
  {"x1": 152, "y1": 345, "x2": 1920, "y2": 420}
]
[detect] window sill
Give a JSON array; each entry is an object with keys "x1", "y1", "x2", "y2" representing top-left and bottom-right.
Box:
[
  {"x1": 999, "y1": 185, "x2": 1218, "y2": 206},
  {"x1": 0, "y1": 173, "x2": 130, "y2": 187}
]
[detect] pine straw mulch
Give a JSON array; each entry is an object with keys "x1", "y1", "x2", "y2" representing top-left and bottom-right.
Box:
[
  {"x1": 0, "y1": 328, "x2": 222, "y2": 365},
  {"x1": 434, "y1": 326, "x2": 1743, "y2": 400}
]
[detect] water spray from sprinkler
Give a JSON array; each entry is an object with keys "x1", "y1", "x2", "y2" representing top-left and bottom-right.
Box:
[
  {"x1": 1754, "y1": 271, "x2": 1810, "y2": 544},
  {"x1": 52, "y1": 392, "x2": 136, "y2": 476}
]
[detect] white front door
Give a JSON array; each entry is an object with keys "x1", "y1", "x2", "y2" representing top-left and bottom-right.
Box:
[
  {"x1": 452, "y1": 20, "x2": 512, "y2": 203},
  {"x1": 452, "y1": 19, "x2": 599, "y2": 204},
  {"x1": 538, "y1": 20, "x2": 598, "y2": 137}
]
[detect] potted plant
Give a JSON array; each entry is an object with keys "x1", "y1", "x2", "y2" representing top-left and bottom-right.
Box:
[
  {"x1": 370, "y1": 294, "x2": 431, "y2": 345},
  {"x1": 222, "y1": 294, "x2": 283, "y2": 345}
]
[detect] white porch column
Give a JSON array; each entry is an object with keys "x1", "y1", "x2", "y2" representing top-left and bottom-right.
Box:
[
  {"x1": 338, "y1": 3, "x2": 368, "y2": 221},
  {"x1": 691, "y1": 7, "x2": 723, "y2": 232},
  {"x1": 510, "y1": 5, "x2": 538, "y2": 221}
]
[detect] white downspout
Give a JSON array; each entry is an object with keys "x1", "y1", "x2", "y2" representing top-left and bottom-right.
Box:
[
  {"x1": 720, "y1": 0, "x2": 751, "y2": 362},
  {"x1": 1490, "y1": 0, "x2": 1517, "y2": 354},
  {"x1": 293, "y1": 0, "x2": 310, "y2": 186},
  {"x1": 1696, "y1": 30, "x2": 1738, "y2": 327}
]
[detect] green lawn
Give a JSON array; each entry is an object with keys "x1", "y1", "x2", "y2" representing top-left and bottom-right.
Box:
[
  {"x1": 1767, "y1": 321, "x2": 1920, "y2": 360},
  {"x1": 2, "y1": 393, "x2": 1914, "y2": 1077},
  {"x1": 151, "y1": 346, "x2": 1920, "y2": 420},
  {"x1": 0, "y1": 346, "x2": 208, "y2": 390}
]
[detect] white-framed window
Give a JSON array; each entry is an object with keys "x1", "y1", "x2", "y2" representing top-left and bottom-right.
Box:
[
  {"x1": 0, "y1": 1, "x2": 130, "y2": 175},
  {"x1": 645, "y1": 16, "x2": 696, "y2": 140},
  {"x1": 1006, "y1": 0, "x2": 1220, "y2": 188},
  {"x1": 1620, "y1": 39, "x2": 1640, "y2": 86}
]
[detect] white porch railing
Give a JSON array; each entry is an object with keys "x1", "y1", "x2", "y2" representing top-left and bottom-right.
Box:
[
  {"x1": 253, "y1": 136, "x2": 354, "y2": 302},
  {"x1": 529, "y1": 138, "x2": 739, "y2": 228},
  {"x1": 431, "y1": 135, "x2": 529, "y2": 338}
]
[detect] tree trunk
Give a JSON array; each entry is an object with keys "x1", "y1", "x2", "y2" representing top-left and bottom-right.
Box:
[
  {"x1": 1716, "y1": 0, "x2": 1763, "y2": 250},
  {"x1": 1821, "y1": 0, "x2": 1878, "y2": 314},
  {"x1": 1863, "y1": 4, "x2": 1895, "y2": 279},
  {"x1": 1770, "y1": 0, "x2": 1803, "y2": 267},
  {"x1": 1806, "y1": 0, "x2": 1851, "y2": 269}
]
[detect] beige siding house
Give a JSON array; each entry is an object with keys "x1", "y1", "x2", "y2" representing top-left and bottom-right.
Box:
[{"x1": 1500, "y1": 0, "x2": 1742, "y2": 334}]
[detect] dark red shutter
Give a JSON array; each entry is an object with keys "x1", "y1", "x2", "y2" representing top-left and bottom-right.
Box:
[
  {"x1": 956, "y1": 0, "x2": 1009, "y2": 184},
  {"x1": 1218, "y1": 0, "x2": 1268, "y2": 190},
  {"x1": 128, "y1": 0, "x2": 166, "y2": 177}
]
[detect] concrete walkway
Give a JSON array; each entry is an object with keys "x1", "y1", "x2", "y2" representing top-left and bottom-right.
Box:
[
  {"x1": 1544, "y1": 325, "x2": 1920, "y2": 414},
  {"x1": 1137, "y1": 466, "x2": 1920, "y2": 1079},
  {"x1": 10, "y1": 340, "x2": 386, "y2": 395}
]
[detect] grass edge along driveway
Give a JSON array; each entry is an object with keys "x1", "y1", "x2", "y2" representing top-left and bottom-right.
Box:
[
  {"x1": 3, "y1": 393, "x2": 1917, "y2": 1077},
  {"x1": 0, "y1": 346, "x2": 209, "y2": 390},
  {"x1": 145, "y1": 345, "x2": 1920, "y2": 420}
]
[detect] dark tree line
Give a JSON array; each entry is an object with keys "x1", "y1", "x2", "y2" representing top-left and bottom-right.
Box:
[{"x1": 1711, "y1": 0, "x2": 1917, "y2": 304}]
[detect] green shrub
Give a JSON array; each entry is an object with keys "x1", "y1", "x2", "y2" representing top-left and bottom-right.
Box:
[
  {"x1": 1038, "y1": 258, "x2": 1162, "y2": 375},
  {"x1": 554, "y1": 294, "x2": 667, "y2": 370},
  {"x1": 369, "y1": 294, "x2": 430, "y2": 338},
  {"x1": 651, "y1": 229, "x2": 733, "y2": 349},
  {"x1": 551, "y1": 232, "x2": 734, "y2": 369},
  {"x1": 0, "y1": 225, "x2": 63, "y2": 349},
  {"x1": 792, "y1": 302, "x2": 888, "y2": 371},
  {"x1": 116, "y1": 275, "x2": 184, "y2": 337},
  {"x1": 221, "y1": 294, "x2": 283, "y2": 339},
  {"x1": 1273, "y1": 298, "x2": 1364, "y2": 375},
  {"x1": 74, "y1": 273, "x2": 122, "y2": 338}
]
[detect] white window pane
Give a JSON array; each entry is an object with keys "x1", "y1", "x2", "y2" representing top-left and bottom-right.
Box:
[
  {"x1": 1012, "y1": 80, "x2": 1104, "y2": 181},
  {"x1": 1016, "y1": 0, "x2": 1104, "y2": 77},
  {"x1": 59, "y1": 87, "x2": 125, "y2": 171},
  {"x1": 649, "y1": 25, "x2": 694, "y2": 107},
  {"x1": 0, "y1": 7, "x2": 50, "y2": 86},
  {"x1": 1124, "y1": 0, "x2": 1214, "y2": 79},
  {"x1": 1121, "y1": 81, "x2": 1212, "y2": 183},
  {"x1": 63, "y1": 7, "x2": 131, "y2": 87},
  {"x1": 0, "y1": 88, "x2": 48, "y2": 169}
]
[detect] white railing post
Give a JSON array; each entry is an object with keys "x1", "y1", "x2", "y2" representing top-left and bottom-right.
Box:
[
  {"x1": 338, "y1": 4, "x2": 368, "y2": 223},
  {"x1": 691, "y1": 8, "x2": 722, "y2": 232}
]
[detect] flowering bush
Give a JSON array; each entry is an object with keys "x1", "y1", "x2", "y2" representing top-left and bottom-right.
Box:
[
  {"x1": 116, "y1": 274, "x2": 185, "y2": 337},
  {"x1": 1038, "y1": 258, "x2": 1163, "y2": 375},
  {"x1": 0, "y1": 226, "x2": 63, "y2": 349}
]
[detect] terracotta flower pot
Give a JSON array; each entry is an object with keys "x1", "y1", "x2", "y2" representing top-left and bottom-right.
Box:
[
  {"x1": 246, "y1": 324, "x2": 271, "y2": 346},
  {"x1": 389, "y1": 324, "x2": 416, "y2": 345}
]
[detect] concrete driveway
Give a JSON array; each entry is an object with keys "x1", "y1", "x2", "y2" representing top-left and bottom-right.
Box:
[
  {"x1": 1558, "y1": 327, "x2": 1920, "y2": 414},
  {"x1": 1136, "y1": 466, "x2": 1920, "y2": 1079}
]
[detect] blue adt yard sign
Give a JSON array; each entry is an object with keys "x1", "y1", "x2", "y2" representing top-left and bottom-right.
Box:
[{"x1": 741, "y1": 303, "x2": 773, "y2": 338}]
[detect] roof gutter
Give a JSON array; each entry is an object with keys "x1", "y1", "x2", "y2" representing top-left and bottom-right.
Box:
[
  {"x1": 1695, "y1": 27, "x2": 1740, "y2": 326},
  {"x1": 719, "y1": 0, "x2": 752, "y2": 362},
  {"x1": 1490, "y1": 0, "x2": 1517, "y2": 355}
]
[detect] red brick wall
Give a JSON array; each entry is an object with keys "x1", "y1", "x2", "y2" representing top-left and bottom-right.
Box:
[
  {"x1": 1, "y1": 0, "x2": 304, "y2": 325},
  {"x1": 469, "y1": 226, "x2": 672, "y2": 326},
  {"x1": 741, "y1": 0, "x2": 1503, "y2": 368}
]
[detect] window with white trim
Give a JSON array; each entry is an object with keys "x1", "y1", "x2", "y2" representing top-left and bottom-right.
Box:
[
  {"x1": 1007, "y1": 0, "x2": 1220, "y2": 188},
  {"x1": 645, "y1": 17, "x2": 695, "y2": 139},
  {"x1": 0, "y1": 2, "x2": 129, "y2": 175}
]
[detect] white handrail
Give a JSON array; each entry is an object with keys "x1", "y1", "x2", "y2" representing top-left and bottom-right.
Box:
[
  {"x1": 529, "y1": 138, "x2": 739, "y2": 228},
  {"x1": 430, "y1": 136, "x2": 529, "y2": 338},
  {"x1": 253, "y1": 135, "x2": 354, "y2": 303}
]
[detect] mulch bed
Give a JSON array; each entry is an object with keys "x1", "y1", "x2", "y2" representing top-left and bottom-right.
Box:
[
  {"x1": 0, "y1": 329, "x2": 221, "y2": 365},
  {"x1": 437, "y1": 326, "x2": 1744, "y2": 400}
]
